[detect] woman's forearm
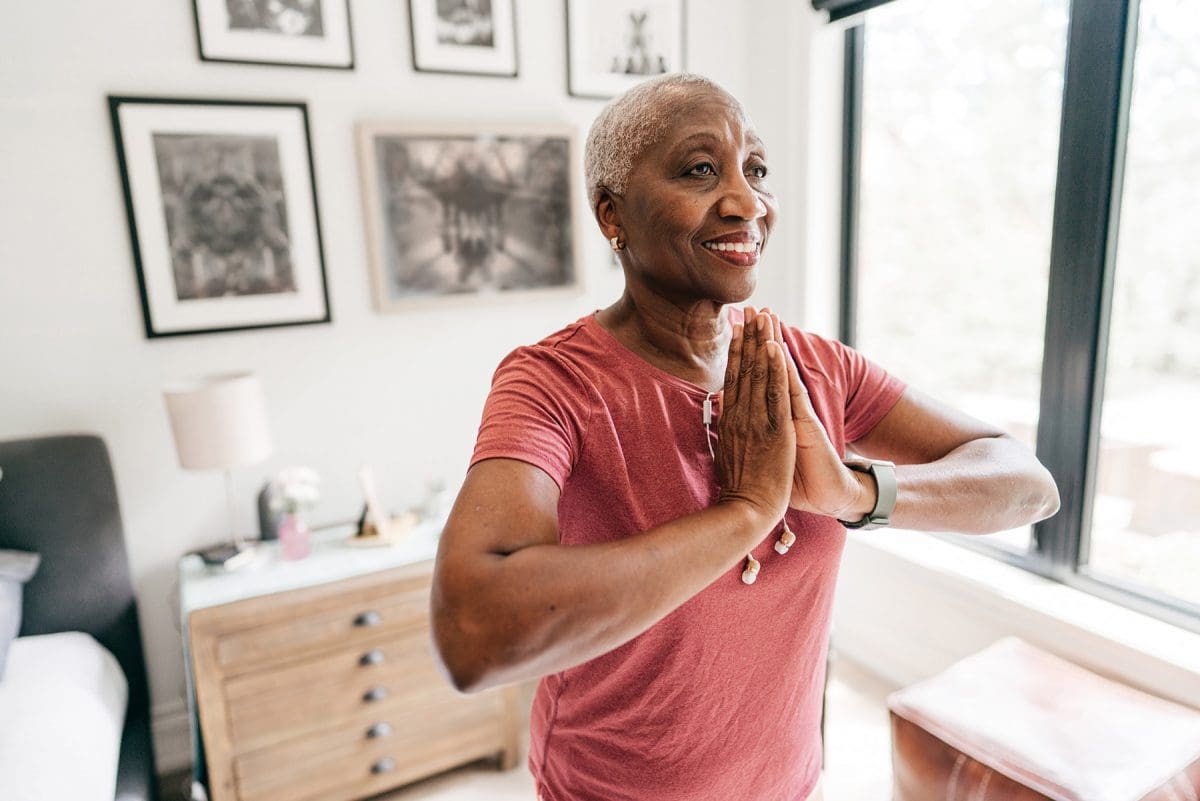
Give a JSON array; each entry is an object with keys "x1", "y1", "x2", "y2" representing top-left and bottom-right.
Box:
[
  {"x1": 887, "y1": 434, "x2": 1060, "y2": 534},
  {"x1": 432, "y1": 500, "x2": 771, "y2": 693}
]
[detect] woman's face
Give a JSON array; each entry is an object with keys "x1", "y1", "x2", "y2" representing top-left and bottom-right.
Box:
[{"x1": 611, "y1": 88, "x2": 778, "y2": 306}]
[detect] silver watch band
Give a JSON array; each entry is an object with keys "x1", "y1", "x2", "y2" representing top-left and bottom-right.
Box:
[{"x1": 838, "y1": 460, "x2": 896, "y2": 530}]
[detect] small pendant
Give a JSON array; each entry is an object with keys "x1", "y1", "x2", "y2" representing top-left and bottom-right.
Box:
[
  {"x1": 741, "y1": 555, "x2": 761, "y2": 585},
  {"x1": 774, "y1": 523, "x2": 796, "y2": 555}
]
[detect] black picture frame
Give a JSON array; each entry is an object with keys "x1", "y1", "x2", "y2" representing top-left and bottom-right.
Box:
[
  {"x1": 191, "y1": 0, "x2": 355, "y2": 70},
  {"x1": 407, "y1": 0, "x2": 519, "y2": 78},
  {"x1": 109, "y1": 95, "x2": 332, "y2": 339},
  {"x1": 565, "y1": 0, "x2": 686, "y2": 99}
]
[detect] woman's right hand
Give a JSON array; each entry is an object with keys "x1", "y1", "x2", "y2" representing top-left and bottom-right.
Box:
[{"x1": 715, "y1": 306, "x2": 796, "y2": 529}]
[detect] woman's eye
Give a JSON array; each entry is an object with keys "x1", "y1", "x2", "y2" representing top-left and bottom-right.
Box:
[
  {"x1": 748, "y1": 165, "x2": 768, "y2": 179},
  {"x1": 688, "y1": 163, "x2": 715, "y2": 177}
]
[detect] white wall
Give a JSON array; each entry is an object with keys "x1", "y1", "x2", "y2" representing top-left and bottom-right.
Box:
[{"x1": 0, "y1": 0, "x2": 820, "y2": 770}]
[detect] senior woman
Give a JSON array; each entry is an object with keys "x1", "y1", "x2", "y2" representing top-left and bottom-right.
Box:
[{"x1": 431, "y1": 73, "x2": 1059, "y2": 801}]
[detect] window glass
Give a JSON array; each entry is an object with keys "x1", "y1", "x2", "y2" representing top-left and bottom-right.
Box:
[
  {"x1": 857, "y1": 0, "x2": 1069, "y2": 550},
  {"x1": 1086, "y1": 0, "x2": 1200, "y2": 607}
]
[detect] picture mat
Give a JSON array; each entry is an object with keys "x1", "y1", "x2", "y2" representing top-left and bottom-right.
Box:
[
  {"x1": 356, "y1": 121, "x2": 582, "y2": 311},
  {"x1": 117, "y1": 103, "x2": 326, "y2": 333},
  {"x1": 568, "y1": 0, "x2": 684, "y2": 97},
  {"x1": 195, "y1": 0, "x2": 352, "y2": 66},
  {"x1": 410, "y1": 0, "x2": 517, "y2": 73}
]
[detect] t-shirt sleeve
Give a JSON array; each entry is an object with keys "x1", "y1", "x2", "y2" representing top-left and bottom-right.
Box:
[
  {"x1": 833, "y1": 339, "x2": 907, "y2": 443},
  {"x1": 470, "y1": 346, "x2": 590, "y2": 491}
]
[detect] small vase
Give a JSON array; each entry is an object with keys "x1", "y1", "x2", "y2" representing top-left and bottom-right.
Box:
[{"x1": 278, "y1": 513, "x2": 311, "y2": 561}]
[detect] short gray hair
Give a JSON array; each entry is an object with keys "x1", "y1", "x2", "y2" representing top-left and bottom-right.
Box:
[{"x1": 583, "y1": 73, "x2": 738, "y2": 200}]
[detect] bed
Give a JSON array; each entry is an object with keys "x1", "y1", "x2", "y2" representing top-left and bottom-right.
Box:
[{"x1": 0, "y1": 434, "x2": 158, "y2": 801}]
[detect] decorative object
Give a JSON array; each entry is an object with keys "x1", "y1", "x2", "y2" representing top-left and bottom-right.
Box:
[
  {"x1": 565, "y1": 0, "x2": 686, "y2": 99},
  {"x1": 408, "y1": 0, "x2": 518, "y2": 77},
  {"x1": 191, "y1": 0, "x2": 354, "y2": 69},
  {"x1": 266, "y1": 466, "x2": 320, "y2": 560},
  {"x1": 163, "y1": 371, "x2": 273, "y2": 567},
  {"x1": 357, "y1": 121, "x2": 580, "y2": 310},
  {"x1": 109, "y1": 96, "x2": 331, "y2": 338}
]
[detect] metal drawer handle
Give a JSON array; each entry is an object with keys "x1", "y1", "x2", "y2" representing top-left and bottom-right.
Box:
[
  {"x1": 367, "y1": 722, "x2": 393, "y2": 739},
  {"x1": 363, "y1": 686, "x2": 388, "y2": 703},
  {"x1": 354, "y1": 610, "x2": 382, "y2": 627},
  {"x1": 360, "y1": 649, "x2": 385, "y2": 666},
  {"x1": 372, "y1": 757, "x2": 397, "y2": 775}
]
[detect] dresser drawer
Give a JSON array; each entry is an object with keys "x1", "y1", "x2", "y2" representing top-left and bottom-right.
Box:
[
  {"x1": 233, "y1": 691, "x2": 506, "y2": 801},
  {"x1": 225, "y1": 632, "x2": 459, "y2": 751},
  {"x1": 213, "y1": 578, "x2": 430, "y2": 674}
]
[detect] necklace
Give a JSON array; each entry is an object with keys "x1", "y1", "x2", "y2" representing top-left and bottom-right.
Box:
[{"x1": 704, "y1": 392, "x2": 795, "y2": 585}]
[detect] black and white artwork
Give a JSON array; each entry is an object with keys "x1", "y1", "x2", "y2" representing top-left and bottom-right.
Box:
[
  {"x1": 192, "y1": 0, "x2": 354, "y2": 68},
  {"x1": 357, "y1": 123, "x2": 578, "y2": 309},
  {"x1": 409, "y1": 0, "x2": 518, "y2": 76},
  {"x1": 110, "y1": 97, "x2": 330, "y2": 337},
  {"x1": 436, "y1": 0, "x2": 494, "y2": 46},
  {"x1": 152, "y1": 133, "x2": 296, "y2": 301},
  {"x1": 566, "y1": 0, "x2": 685, "y2": 98},
  {"x1": 226, "y1": 0, "x2": 325, "y2": 36}
]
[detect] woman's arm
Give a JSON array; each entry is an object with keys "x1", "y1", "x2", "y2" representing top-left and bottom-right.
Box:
[
  {"x1": 432, "y1": 309, "x2": 795, "y2": 693},
  {"x1": 431, "y1": 460, "x2": 771, "y2": 693},
  {"x1": 849, "y1": 387, "x2": 1060, "y2": 534},
  {"x1": 757, "y1": 311, "x2": 1058, "y2": 534}
]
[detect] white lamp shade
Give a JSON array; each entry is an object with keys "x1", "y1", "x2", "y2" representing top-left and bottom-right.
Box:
[{"x1": 163, "y1": 372, "x2": 273, "y2": 470}]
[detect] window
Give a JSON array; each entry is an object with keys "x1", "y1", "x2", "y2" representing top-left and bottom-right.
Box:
[
  {"x1": 856, "y1": 0, "x2": 1069, "y2": 552},
  {"x1": 1086, "y1": 0, "x2": 1200, "y2": 608},
  {"x1": 837, "y1": 0, "x2": 1200, "y2": 627}
]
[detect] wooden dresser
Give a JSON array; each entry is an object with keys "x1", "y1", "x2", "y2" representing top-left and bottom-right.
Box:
[{"x1": 184, "y1": 544, "x2": 520, "y2": 801}]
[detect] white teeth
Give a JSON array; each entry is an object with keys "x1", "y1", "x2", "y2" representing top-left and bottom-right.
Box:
[{"x1": 706, "y1": 241, "x2": 758, "y2": 254}]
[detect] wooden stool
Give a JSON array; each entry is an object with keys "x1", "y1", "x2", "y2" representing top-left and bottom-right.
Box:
[{"x1": 888, "y1": 638, "x2": 1200, "y2": 801}]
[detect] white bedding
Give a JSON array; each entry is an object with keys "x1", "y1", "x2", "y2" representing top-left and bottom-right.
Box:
[{"x1": 0, "y1": 631, "x2": 128, "y2": 801}]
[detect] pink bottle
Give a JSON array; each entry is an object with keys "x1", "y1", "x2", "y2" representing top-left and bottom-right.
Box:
[{"x1": 278, "y1": 513, "x2": 311, "y2": 561}]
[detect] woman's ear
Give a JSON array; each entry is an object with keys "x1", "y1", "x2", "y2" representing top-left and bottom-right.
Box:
[{"x1": 593, "y1": 187, "x2": 622, "y2": 242}]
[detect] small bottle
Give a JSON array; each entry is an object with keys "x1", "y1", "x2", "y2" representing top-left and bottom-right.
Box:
[{"x1": 278, "y1": 512, "x2": 311, "y2": 561}]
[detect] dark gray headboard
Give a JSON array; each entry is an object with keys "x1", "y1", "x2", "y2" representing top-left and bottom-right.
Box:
[{"x1": 0, "y1": 434, "x2": 151, "y2": 723}]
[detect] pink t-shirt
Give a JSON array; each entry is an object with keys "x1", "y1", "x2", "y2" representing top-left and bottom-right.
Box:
[{"x1": 471, "y1": 313, "x2": 905, "y2": 801}]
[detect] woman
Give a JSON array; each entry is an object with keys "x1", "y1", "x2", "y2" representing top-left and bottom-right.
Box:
[{"x1": 431, "y1": 73, "x2": 1059, "y2": 801}]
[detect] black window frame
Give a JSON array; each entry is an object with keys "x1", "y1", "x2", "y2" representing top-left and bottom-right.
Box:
[{"x1": 836, "y1": 0, "x2": 1200, "y2": 633}]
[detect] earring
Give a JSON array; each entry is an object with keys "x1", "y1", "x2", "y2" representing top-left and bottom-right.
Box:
[
  {"x1": 774, "y1": 522, "x2": 796, "y2": 555},
  {"x1": 610, "y1": 235, "x2": 625, "y2": 251},
  {"x1": 741, "y1": 554, "x2": 761, "y2": 585}
]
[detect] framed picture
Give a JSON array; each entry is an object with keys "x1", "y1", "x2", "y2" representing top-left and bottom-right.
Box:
[
  {"x1": 565, "y1": 0, "x2": 686, "y2": 99},
  {"x1": 191, "y1": 0, "x2": 354, "y2": 69},
  {"x1": 356, "y1": 121, "x2": 580, "y2": 310},
  {"x1": 109, "y1": 96, "x2": 331, "y2": 338},
  {"x1": 408, "y1": 0, "x2": 518, "y2": 77}
]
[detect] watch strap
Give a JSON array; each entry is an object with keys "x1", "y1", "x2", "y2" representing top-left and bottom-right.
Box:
[{"x1": 838, "y1": 460, "x2": 896, "y2": 530}]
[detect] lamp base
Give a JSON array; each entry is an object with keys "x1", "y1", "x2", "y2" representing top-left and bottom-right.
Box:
[{"x1": 195, "y1": 541, "x2": 257, "y2": 571}]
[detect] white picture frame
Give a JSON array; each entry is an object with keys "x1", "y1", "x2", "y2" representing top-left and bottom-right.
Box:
[
  {"x1": 356, "y1": 120, "x2": 581, "y2": 311},
  {"x1": 408, "y1": 0, "x2": 518, "y2": 77},
  {"x1": 192, "y1": 0, "x2": 354, "y2": 69},
  {"x1": 109, "y1": 96, "x2": 331, "y2": 338},
  {"x1": 566, "y1": 0, "x2": 686, "y2": 98}
]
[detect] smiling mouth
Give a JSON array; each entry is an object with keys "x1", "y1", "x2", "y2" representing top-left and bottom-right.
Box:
[{"x1": 702, "y1": 239, "x2": 762, "y2": 266}]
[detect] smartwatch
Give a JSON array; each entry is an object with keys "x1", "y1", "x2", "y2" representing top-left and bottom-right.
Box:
[{"x1": 838, "y1": 459, "x2": 896, "y2": 530}]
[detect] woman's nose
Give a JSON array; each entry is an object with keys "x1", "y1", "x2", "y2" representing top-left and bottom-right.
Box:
[{"x1": 717, "y1": 173, "x2": 768, "y2": 220}]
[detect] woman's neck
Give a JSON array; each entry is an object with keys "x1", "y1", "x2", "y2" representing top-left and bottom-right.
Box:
[{"x1": 596, "y1": 291, "x2": 731, "y2": 392}]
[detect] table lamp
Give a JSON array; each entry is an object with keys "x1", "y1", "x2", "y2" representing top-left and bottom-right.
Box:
[{"x1": 164, "y1": 371, "x2": 273, "y2": 568}]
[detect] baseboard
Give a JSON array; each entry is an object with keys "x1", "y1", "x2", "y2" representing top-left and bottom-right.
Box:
[{"x1": 152, "y1": 698, "x2": 194, "y2": 774}]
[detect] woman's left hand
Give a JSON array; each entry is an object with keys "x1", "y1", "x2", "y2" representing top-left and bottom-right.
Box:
[{"x1": 760, "y1": 312, "x2": 873, "y2": 520}]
